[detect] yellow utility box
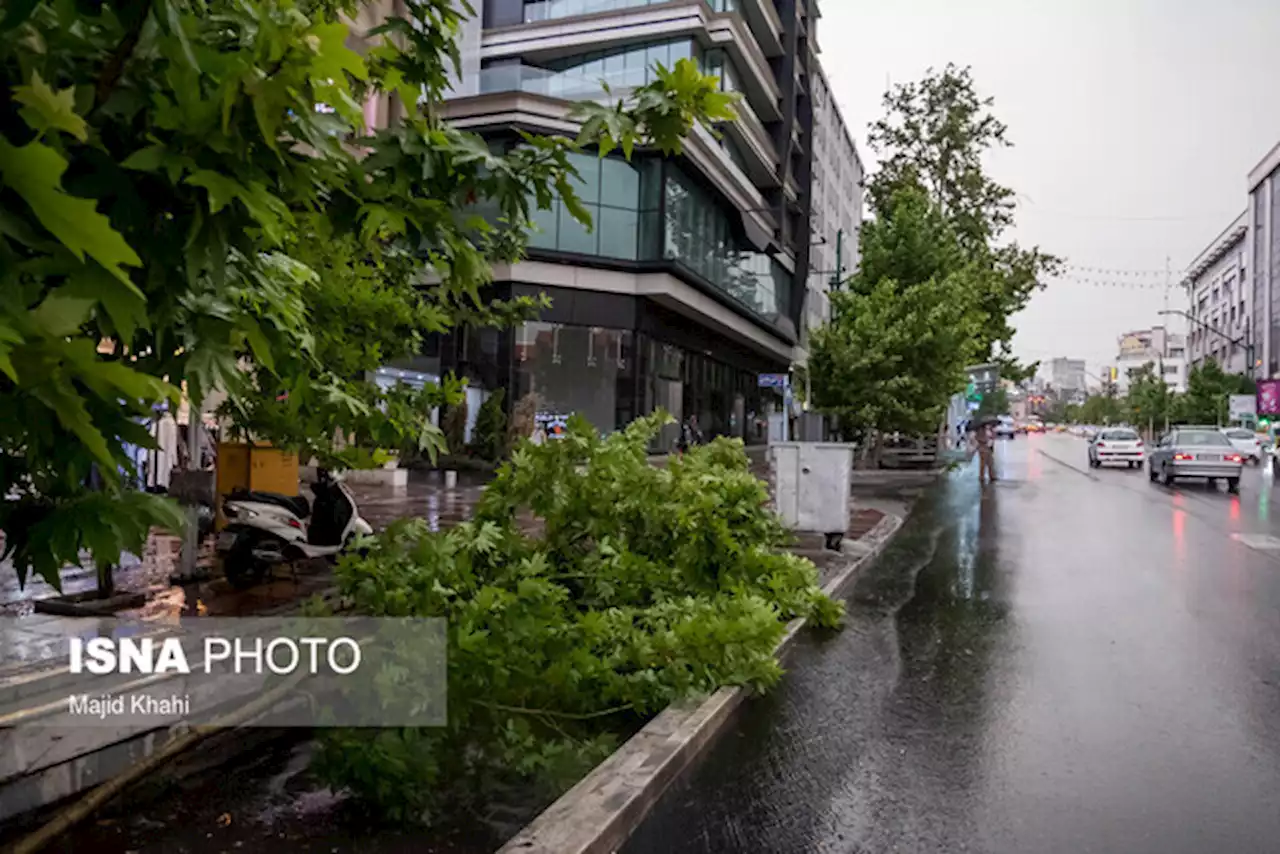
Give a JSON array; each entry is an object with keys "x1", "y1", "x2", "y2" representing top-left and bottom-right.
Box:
[{"x1": 215, "y1": 443, "x2": 301, "y2": 527}]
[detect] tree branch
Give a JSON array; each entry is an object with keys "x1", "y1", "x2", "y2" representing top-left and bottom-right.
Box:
[
  {"x1": 94, "y1": 8, "x2": 150, "y2": 110},
  {"x1": 470, "y1": 698, "x2": 634, "y2": 721}
]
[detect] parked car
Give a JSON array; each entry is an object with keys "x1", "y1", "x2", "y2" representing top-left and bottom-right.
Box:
[
  {"x1": 1147, "y1": 426, "x2": 1244, "y2": 492},
  {"x1": 1221, "y1": 427, "x2": 1264, "y2": 464},
  {"x1": 994, "y1": 415, "x2": 1016, "y2": 439},
  {"x1": 1088, "y1": 428, "x2": 1144, "y2": 469}
]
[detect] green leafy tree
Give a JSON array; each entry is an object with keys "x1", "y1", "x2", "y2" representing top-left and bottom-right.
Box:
[
  {"x1": 1079, "y1": 393, "x2": 1122, "y2": 426},
  {"x1": 810, "y1": 184, "x2": 984, "y2": 449},
  {"x1": 1178, "y1": 359, "x2": 1256, "y2": 425},
  {"x1": 975, "y1": 386, "x2": 1010, "y2": 418},
  {"x1": 1124, "y1": 363, "x2": 1175, "y2": 433},
  {"x1": 868, "y1": 64, "x2": 1061, "y2": 379},
  {"x1": 0, "y1": 0, "x2": 735, "y2": 589}
]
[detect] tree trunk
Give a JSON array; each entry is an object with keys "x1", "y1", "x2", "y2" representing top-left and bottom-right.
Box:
[{"x1": 96, "y1": 562, "x2": 114, "y2": 598}]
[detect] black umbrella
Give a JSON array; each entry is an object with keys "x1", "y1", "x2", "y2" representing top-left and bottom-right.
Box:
[{"x1": 972, "y1": 415, "x2": 1001, "y2": 428}]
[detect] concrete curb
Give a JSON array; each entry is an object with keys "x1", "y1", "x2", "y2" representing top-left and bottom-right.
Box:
[{"x1": 496, "y1": 511, "x2": 909, "y2": 854}]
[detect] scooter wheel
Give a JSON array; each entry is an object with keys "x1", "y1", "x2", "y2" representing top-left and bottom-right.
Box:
[{"x1": 223, "y1": 535, "x2": 270, "y2": 590}]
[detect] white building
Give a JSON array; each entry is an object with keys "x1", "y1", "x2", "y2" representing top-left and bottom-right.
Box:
[
  {"x1": 1115, "y1": 327, "x2": 1187, "y2": 394},
  {"x1": 1249, "y1": 141, "x2": 1280, "y2": 377},
  {"x1": 805, "y1": 63, "x2": 863, "y2": 345},
  {"x1": 1184, "y1": 211, "x2": 1251, "y2": 375}
]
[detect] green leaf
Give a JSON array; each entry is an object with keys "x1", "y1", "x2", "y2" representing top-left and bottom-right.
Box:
[
  {"x1": 186, "y1": 169, "x2": 244, "y2": 214},
  {"x1": 0, "y1": 321, "x2": 22, "y2": 381},
  {"x1": 64, "y1": 265, "x2": 148, "y2": 342},
  {"x1": 32, "y1": 293, "x2": 95, "y2": 336},
  {"x1": 241, "y1": 321, "x2": 275, "y2": 372},
  {"x1": 0, "y1": 138, "x2": 141, "y2": 283},
  {"x1": 310, "y1": 20, "x2": 368, "y2": 82},
  {"x1": 31, "y1": 380, "x2": 113, "y2": 466},
  {"x1": 14, "y1": 71, "x2": 88, "y2": 141},
  {"x1": 120, "y1": 144, "x2": 167, "y2": 172}
]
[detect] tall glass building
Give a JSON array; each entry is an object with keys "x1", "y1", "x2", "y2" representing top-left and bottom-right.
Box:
[{"x1": 358, "y1": 0, "x2": 857, "y2": 448}]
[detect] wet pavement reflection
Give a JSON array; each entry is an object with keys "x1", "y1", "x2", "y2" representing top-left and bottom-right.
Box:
[{"x1": 625, "y1": 434, "x2": 1280, "y2": 854}]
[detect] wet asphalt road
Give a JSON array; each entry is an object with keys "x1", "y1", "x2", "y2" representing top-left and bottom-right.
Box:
[{"x1": 624, "y1": 433, "x2": 1280, "y2": 854}]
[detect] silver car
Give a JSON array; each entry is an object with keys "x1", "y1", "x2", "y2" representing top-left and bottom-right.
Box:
[{"x1": 1147, "y1": 426, "x2": 1244, "y2": 492}]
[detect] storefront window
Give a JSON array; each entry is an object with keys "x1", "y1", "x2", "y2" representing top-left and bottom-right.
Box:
[{"x1": 514, "y1": 322, "x2": 634, "y2": 434}]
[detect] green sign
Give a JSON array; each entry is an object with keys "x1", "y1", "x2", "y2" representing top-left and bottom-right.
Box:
[{"x1": 965, "y1": 381, "x2": 981, "y2": 402}]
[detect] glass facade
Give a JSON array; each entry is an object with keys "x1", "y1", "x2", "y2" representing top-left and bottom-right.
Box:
[
  {"x1": 523, "y1": 0, "x2": 734, "y2": 23},
  {"x1": 514, "y1": 322, "x2": 774, "y2": 447},
  {"x1": 523, "y1": 0, "x2": 668, "y2": 23},
  {"x1": 526, "y1": 152, "x2": 661, "y2": 261},
  {"x1": 662, "y1": 167, "x2": 790, "y2": 322},
  {"x1": 519, "y1": 150, "x2": 790, "y2": 326},
  {"x1": 480, "y1": 39, "x2": 694, "y2": 100}
]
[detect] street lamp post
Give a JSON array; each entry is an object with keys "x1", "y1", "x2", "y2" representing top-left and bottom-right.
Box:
[{"x1": 1158, "y1": 309, "x2": 1254, "y2": 379}]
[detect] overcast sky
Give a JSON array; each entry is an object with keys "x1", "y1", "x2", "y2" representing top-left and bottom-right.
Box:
[{"x1": 818, "y1": 0, "x2": 1280, "y2": 379}]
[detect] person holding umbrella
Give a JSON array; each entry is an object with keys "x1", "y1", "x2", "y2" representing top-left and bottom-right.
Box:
[{"x1": 970, "y1": 416, "x2": 998, "y2": 485}]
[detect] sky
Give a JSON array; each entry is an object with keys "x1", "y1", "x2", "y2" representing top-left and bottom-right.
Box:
[{"x1": 818, "y1": 0, "x2": 1280, "y2": 381}]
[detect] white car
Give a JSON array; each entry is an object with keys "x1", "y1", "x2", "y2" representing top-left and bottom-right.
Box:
[
  {"x1": 1088, "y1": 428, "x2": 1145, "y2": 469},
  {"x1": 994, "y1": 416, "x2": 1016, "y2": 439},
  {"x1": 1221, "y1": 427, "x2": 1263, "y2": 464}
]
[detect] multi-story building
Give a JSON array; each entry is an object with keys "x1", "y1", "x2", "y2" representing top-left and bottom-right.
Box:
[
  {"x1": 1249, "y1": 141, "x2": 1280, "y2": 378},
  {"x1": 805, "y1": 63, "x2": 863, "y2": 345},
  {"x1": 1184, "y1": 212, "x2": 1251, "y2": 375},
  {"x1": 1048, "y1": 357, "x2": 1087, "y2": 394},
  {"x1": 358, "y1": 0, "x2": 850, "y2": 449},
  {"x1": 1114, "y1": 327, "x2": 1187, "y2": 395}
]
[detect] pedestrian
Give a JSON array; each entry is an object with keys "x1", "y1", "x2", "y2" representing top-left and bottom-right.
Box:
[
  {"x1": 972, "y1": 420, "x2": 996, "y2": 485},
  {"x1": 677, "y1": 415, "x2": 704, "y2": 455}
]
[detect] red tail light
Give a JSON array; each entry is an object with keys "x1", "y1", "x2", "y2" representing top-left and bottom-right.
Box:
[
  {"x1": 1136, "y1": 441, "x2": 1143, "y2": 447},
  {"x1": 1226, "y1": 454, "x2": 1243, "y2": 463},
  {"x1": 1096, "y1": 442, "x2": 1106, "y2": 448},
  {"x1": 1174, "y1": 453, "x2": 1194, "y2": 461},
  {"x1": 287, "y1": 518, "x2": 304, "y2": 530}
]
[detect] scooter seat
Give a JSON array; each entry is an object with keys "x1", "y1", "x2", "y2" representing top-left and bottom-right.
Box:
[{"x1": 227, "y1": 489, "x2": 310, "y2": 519}]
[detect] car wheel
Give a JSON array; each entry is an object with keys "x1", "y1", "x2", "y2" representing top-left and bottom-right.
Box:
[
  {"x1": 1227, "y1": 477, "x2": 1241, "y2": 494},
  {"x1": 1148, "y1": 462, "x2": 1158, "y2": 482},
  {"x1": 1160, "y1": 464, "x2": 1174, "y2": 487}
]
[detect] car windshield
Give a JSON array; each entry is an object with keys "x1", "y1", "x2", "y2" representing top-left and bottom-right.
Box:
[
  {"x1": 1177, "y1": 430, "x2": 1230, "y2": 447},
  {"x1": 1226, "y1": 429, "x2": 1255, "y2": 439},
  {"x1": 1101, "y1": 430, "x2": 1138, "y2": 441}
]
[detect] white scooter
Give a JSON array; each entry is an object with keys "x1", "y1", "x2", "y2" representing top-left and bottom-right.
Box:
[{"x1": 216, "y1": 469, "x2": 373, "y2": 589}]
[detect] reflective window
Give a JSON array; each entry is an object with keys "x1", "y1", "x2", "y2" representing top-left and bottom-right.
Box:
[
  {"x1": 525, "y1": 0, "x2": 671, "y2": 24},
  {"x1": 663, "y1": 166, "x2": 790, "y2": 322},
  {"x1": 524, "y1": 152, "x2": 649, "y2": 261},
  {"x1": 514, "y1": 323, "x2": 634, "y2": 434}
]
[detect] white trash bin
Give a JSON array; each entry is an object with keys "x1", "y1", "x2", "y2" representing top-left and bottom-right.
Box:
[{"x1": 770, "y1": 442, "x2": 856, "y2": 536}]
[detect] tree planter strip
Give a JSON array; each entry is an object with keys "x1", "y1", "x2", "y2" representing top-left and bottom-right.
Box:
[{"x1": 497, "y1": 511, "x2": 908, "y2": 854}]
